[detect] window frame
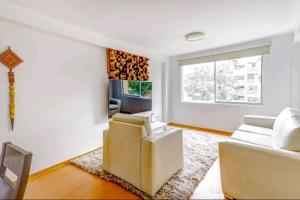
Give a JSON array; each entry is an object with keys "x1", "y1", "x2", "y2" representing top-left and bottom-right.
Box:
[
  {"x1": 122, "y1": 80, "x2": 152, "y2": 99},
  {"x1": 181, "y1": 55, "x2": 263, "y2": 105}
]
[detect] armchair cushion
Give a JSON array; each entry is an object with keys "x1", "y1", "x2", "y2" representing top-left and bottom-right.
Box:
[{"x1": 112, "y1": 113, "x2": 152, "y2": 136}]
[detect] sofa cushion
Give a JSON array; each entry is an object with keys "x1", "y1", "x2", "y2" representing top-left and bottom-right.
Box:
[
  {"x1": 273, "y1": 111, "x2": 300, "y2": 151},
  {"x1": 231, "y1": 130, "x2": 273, "y2": 148},
  {"x1": 238, "y1": 124, "x2": 273, "y2": 136},
  {"x1": 273, "y1": 107, "x2": 299, "y2": 131},
  {"x1": 112, "y1": 113, "x2": 152, "y2": 135}
]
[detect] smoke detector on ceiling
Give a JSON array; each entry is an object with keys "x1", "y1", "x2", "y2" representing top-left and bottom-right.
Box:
[{"x1": 185, "y1": 32, "x2": 205, "y2": 41}]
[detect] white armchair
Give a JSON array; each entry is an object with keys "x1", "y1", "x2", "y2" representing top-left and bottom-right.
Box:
[
  {"x1": 219, "y1": 108, "x2": 300, "y2": 199},
  {"x1": 103, "y1": 113, "x2": 183, "y2": 196}
]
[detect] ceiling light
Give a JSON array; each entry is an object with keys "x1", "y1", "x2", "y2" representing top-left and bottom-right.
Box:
[{"x1": 185, "y1": 32, "x2": 205, "y2": 41}]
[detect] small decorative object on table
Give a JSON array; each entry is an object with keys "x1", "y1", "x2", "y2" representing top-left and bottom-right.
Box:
[
  {"x1": 0, "y1": 47, "x2": 24, "y2": 130},
  {"x1": 150, "y1": 112, "x2": 156, "y2": 122}
]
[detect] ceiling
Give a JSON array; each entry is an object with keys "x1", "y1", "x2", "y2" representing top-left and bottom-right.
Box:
[{"x1": 5, "y1": 0, "x2": 300, "y2": 56}]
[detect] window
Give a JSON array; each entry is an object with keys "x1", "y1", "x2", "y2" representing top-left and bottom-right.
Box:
[
  {"x1": 182, "y1": 55, "x2": 262, "y2": 104},
  {"x1": 182, "y1": 62, "x2": 215, "y2": 103},
  {"x1": 122, "y1": 80, "x2": 152, "y2": 99}
]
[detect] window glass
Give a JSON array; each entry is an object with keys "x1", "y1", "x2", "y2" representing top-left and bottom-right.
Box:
[
  {"x1": 123, "y1": 80, "x2": 140, "y2": 96},
  {"x1": 216, "y1": 56, "x2": 262, "y2": 104},
  {"x1": 122, "y1": 80, "x2": 152, "y2": 99},
  {"x1": 182, "y1": 62, "x2": 215, "y2": 103},
  {"x1": 141, "y1": 81, "x2": 152, "y2": 98}
]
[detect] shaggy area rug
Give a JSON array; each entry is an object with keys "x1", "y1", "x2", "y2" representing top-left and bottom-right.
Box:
[{"x1": 70, "y1": 129, "x2": 226, "y2": 199}]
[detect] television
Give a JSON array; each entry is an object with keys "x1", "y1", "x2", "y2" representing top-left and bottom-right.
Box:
[{"x1": 108, "y1": 79, "x2": 152, "y2": 118}]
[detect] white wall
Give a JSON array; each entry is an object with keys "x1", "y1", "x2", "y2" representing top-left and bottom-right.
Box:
[
  {"x1": 292, "y1": 28, "x2": 300, "y2": 109},
  {"x1": 169, "y1": 33, "x2": 294, "y2": 132},
  {"x1": 0, "y1": 19, "x2": 164, "y2": 173},
  {"x1": 149, "y1": 60, "x2": 163, "y2": 121}
]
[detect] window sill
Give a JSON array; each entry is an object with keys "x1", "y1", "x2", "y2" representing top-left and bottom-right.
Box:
[{"x1": 181, "y1": 101, "x2": 263, "y2": 107}]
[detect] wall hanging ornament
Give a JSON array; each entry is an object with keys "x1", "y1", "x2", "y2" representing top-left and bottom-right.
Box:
[
  {"x1": 0, "y1": 46, "x2": 23, "y2": 130},
  {"x1": 106, "y1": 48, "x2": 149, "y2": 80}
]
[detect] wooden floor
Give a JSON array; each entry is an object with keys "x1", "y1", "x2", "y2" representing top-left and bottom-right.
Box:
[
  {"x1": 25, "y1": 164, "x2": 140, "y2": 199},
  {"x1": 25, "y1": 160, "x2": 224, "y2": 199}
]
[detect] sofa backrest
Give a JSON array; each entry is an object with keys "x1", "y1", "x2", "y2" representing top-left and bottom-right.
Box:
[
  {"x1": 112, "y1": 113, "x2": 152, "y2": 136},
  {"x1": 273, "y1": 107, "x2": 300, "y2": 151},
  {"x1": 107, "y1": 119, "x2": 147, "y2": 188}
]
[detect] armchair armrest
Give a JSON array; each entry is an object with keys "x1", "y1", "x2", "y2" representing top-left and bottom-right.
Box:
[
  {"x1": 109, "y1": 98, "x2": 121, "y2": 105},
  {"x1": 141, "y1": 128, "x2": 183, "y2": 196},
  {"x1": 109, "y1": 98, "x2": 121, "y2": 112},
  {"x1": 102, "y1": 129, "x2": 109, "y2": 171},
  {"x1": 219, "y1": 141, "x2": 300, "y2": 199},
  {"x1": 244, "y1": 115, "x2": 277, "y2": 128}
]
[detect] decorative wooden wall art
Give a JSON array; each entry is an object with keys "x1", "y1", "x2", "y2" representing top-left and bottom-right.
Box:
[
  {"x1": 106, "y1": 48, "x2": 149, "y2": 80},
  {"x1": 0, "y1": 47, "x2": 23, "y2": 130}
]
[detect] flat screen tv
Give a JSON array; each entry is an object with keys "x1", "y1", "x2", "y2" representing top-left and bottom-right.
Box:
[{"x1": 108, "y1": 79, "x2": 152, "y2": 118}]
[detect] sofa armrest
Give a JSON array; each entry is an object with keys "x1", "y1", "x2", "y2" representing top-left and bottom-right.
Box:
[
  {"x1": 219, "y1": 141, "x2": 300, "y2": 199},
  {"x1": 244, "y1": 115, "x2": 277, "y2": 128},
  {"x1": 141, "y1": 128, "x2": 184, "y2": 196}
]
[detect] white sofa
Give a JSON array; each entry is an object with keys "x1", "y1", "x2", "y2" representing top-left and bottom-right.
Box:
[
  {"x1": 103, "y1": 113, "x2": 183, "y2": 196},
  {"x1": 219, "y1": 108, "x2": 300, "y2": 199}
]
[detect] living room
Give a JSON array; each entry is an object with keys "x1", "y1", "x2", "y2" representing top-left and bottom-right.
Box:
[{"x1": 0, "y1": 0, "x2": 300, "y2": 199}]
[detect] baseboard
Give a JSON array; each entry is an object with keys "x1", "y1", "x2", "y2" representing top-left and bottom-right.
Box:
[
  {"x1": 29, "y1": 147, "x2": 101, "y2": 181},
  {"x1": 168, "y1": 122, "x2": 232, "y2": 137}
]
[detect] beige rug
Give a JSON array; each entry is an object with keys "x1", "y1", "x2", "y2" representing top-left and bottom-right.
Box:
[{"x1": 71, "y1": 129, "x2": 226, "y2": 199}]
